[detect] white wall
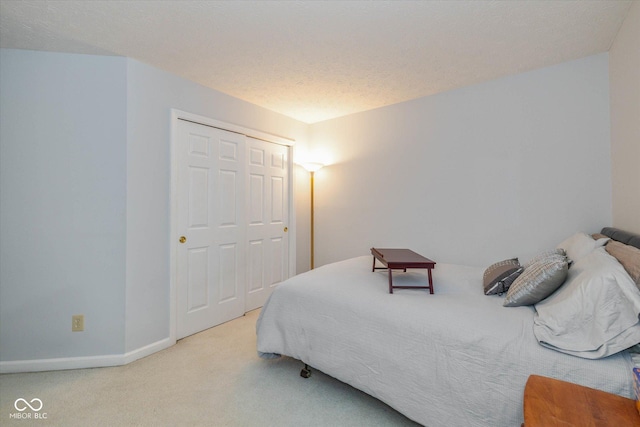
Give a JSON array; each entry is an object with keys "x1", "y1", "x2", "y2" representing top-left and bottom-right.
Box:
[
  {"x1": 0, "y1": 43, "x2": 622, "y2": 367},
  {"x1": 609, "y1": 1, "x2": 640, "y2": 234},
  {"x1": 124, "y1": 59, "x2": 309, "y2": 353},
  {"x1": 0, "y1": 50, "x2": 128, "y2": 362},
  {"x1": 309, "y1": 54, "x2": 612, "y2": 268},
  {"x1": 0, "y1": 49, "x2": 309, "y2": 369}
]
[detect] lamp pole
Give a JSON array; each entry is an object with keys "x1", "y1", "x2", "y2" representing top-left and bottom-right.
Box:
[
  {"x1": 310, "y1": 170, "x2": 316, "y2": 269},
  {"x1": 302, "y1": 162, "x2": 324, "y2": 270}
]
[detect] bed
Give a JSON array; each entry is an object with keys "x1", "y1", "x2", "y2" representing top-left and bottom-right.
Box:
[{"x1": 256, "y1": 228, "x2": 640, "y2": 426}]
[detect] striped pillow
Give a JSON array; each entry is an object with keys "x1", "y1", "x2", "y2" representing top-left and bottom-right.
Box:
[
  {"x1": 524, "y1": 248, "x2": 566, "y2": 269},
  {"x1": 504, "y1": 254, "x2": 569, "y2": 307},
  {"x1": 483, "y1": 258, "x2": 523, "y2": 295}
]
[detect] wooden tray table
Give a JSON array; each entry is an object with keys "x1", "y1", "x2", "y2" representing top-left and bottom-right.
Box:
[{"x1": 371, "y1": 248, "x2": 436, "y2": 294}]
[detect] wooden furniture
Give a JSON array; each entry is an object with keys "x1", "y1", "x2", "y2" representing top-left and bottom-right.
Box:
[
  {"x1": 370, "y1": 248, "x2": 436, "y2": 294},
  {"x1": 523, "y1": 374, "x2": 640, "y2": 427}
]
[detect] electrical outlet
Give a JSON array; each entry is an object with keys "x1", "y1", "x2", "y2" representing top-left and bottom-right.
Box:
[{"x1": 72, "y1": 315, "x2": 84, "y2": 332}]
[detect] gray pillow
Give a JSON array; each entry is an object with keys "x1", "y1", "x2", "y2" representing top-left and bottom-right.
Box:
[
  {"x1": 524, "y1": 248, "x2": 566, "y2": 269},
  {"x1": 504, "y1": 255, "x2": 569, "y2": 307},
  {"x1": 483, "y1": 258, "x2": 523, "y2": 295}
]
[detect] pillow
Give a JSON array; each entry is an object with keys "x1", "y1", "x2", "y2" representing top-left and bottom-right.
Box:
[
  {"x1": 524, "y1": 248, "x2": 566, "y2": 269},
  {"x1": 557, "y1": 232, "x2": 609, "y2": 263},
  {"x1": 606, "y1": 240, "x2": 640, "y2": 287},
  {"x1": 533, "y1": 248, "x2": 640, "y2": 359},
  {"x1": 591, "y1": 232, "x2": 609, "y2": 241},
  {"x1": 483, "y1": 258, "x2": 523, "y2": 295},
  {"x1": 503, "y1": 254, "x2": 568, "y2": 307}
]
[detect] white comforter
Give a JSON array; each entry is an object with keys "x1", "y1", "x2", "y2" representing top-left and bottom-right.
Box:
[{"x1": 256, "y1": 256, "x2": 635, "y2": 427}]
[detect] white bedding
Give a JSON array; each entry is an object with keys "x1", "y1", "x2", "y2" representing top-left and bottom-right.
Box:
[
  {"x1": 534, "y1": 247, "x2": 640, "y2": 358},
  {"x1": 256, "y1": 256, "x2": 635, "y2": 427}
]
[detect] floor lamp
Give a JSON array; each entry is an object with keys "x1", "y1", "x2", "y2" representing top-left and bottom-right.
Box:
[{"x1": 302, "y1": 162, "x2": 324, "y2": 269}]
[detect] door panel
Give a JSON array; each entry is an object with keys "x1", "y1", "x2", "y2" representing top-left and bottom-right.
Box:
[
  {"x1": 249, "y1": 174, "x2": 264, "y2": 224},
  {"x1": 245, "y1": 137, "x2": 289, "y2": 311},
  {"x1": 248, "y1": 239, "x2": 264, "y2": 293},
  {"x1": 219, "y1": 169, "x2": 238, "y2": 225},
  {"x1": 188, "y1": 167, "x2": 209, "y2": 227},
  {"x1": 271, "y1": 236, "x2": 284, "y2": 284},
  {"x1": 219, "y1": 243, "x2": 238, "y2": 302},
  {"x1": 176, "y1": 120, "x2": 246, "y2": 339},
  {"x1": 187, "y1": 247, "x2": 209, "y2": 311},
  {"x1": 271, "y1": 175, "x2": 284, "y2": 222}
]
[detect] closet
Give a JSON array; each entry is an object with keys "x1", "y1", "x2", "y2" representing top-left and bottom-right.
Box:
[{"x1": 174, "y1": 118, "x2": 290, "y2": 339}]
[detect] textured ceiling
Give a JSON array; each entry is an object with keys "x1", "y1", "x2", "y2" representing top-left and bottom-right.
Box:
[{"x1": 0, "y1": 1, "x2": 633, "y2": 123}]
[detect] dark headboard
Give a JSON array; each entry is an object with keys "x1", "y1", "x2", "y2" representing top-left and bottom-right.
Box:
[{"x1": 601, "y1": 227, "x2": 640, "y2": 249}]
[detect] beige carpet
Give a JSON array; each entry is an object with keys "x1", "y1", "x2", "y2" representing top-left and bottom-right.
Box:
[{"x1": 0, "y1": 309, "x2": 420, "y2": 426}]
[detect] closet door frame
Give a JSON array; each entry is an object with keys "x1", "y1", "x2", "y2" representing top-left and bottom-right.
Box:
[{"x1": 168, "y1": 109, "x2": 296, "y2": 343}]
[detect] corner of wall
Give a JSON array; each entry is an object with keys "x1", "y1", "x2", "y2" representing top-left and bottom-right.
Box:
[{"x1": 609, "y1": 1, "x2": 640, "y2": 233}]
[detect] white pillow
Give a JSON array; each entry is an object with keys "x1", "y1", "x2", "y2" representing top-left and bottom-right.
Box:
[
  {"x1": 533, "y1": 248, "x2": 640, "y2": 359},
  {"x1": 556, "y1": 232, "x2": 609, "y2": 263}
]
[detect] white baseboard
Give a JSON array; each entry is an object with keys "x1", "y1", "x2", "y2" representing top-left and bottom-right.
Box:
[
  {"x1": 0, "y1": 337, "x2": 174, "y2": 374},
  {"x1": 123, "y1": 337, "x2": 174, "y2": 365}
]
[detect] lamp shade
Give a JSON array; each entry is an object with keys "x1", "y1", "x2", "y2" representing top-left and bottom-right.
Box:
[{"x1": 302, "y1": 162, "x2": 324, "y2": 173}]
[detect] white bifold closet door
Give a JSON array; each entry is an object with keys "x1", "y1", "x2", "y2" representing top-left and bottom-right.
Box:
[
  {"x1": 176, "y1": 120, "x2": 289, "y2": 339},
  {"x1": 245, "y1": 137, "x2": 289, "y2": 312}
]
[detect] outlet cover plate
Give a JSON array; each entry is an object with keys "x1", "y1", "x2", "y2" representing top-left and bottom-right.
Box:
[{"x1": 72, "y1": 315, "x2": 84, "y2": 332}]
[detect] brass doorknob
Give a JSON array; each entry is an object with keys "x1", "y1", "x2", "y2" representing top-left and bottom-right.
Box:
[
  {"x1": 284, "y1": 227, "x2": 288, "y2": 232},
  {"x1": 179, "y1": 236, "x2": 187, "y2": 243}
]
